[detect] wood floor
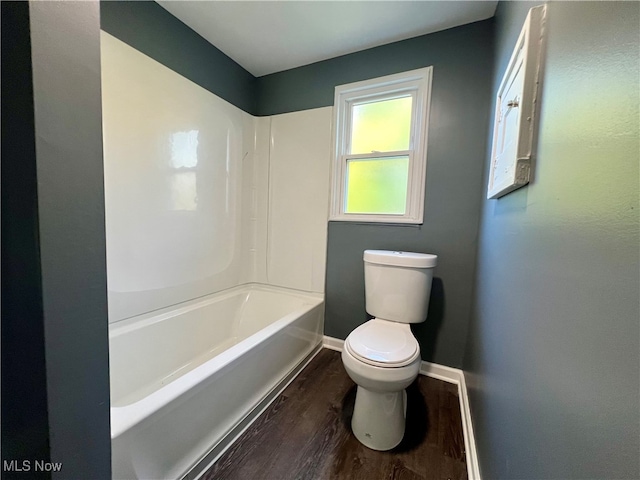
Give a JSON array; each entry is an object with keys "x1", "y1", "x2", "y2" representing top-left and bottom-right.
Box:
[{"x1": 202, "y1": 349, "x2": 467, "y2": 480}]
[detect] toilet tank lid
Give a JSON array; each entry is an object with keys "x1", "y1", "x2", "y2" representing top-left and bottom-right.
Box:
[{"x1": 363, "y1": 250, "x2": 438, "y2": 268}]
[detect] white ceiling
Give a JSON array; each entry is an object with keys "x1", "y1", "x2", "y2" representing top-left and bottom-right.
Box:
[{"x1": 157, "y1": 1, "x2": 497, "y2": 77}]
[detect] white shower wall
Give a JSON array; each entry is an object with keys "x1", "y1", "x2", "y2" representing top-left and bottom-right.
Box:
[
  {"x1": 265, "y1": 109, "x2": 332, "y2": 292},
  {"x1": 101, "y1": 32, "x2": 331, "y2": 322}
]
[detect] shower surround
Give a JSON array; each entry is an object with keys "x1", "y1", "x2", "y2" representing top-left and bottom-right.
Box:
[{"x1": 101, "y1": 32, "x2": 331, "y2": 479}]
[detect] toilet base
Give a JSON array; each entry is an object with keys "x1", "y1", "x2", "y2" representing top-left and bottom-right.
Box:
[{"x1": 351, "y1": 386, "x2": 407, "y2": 451}]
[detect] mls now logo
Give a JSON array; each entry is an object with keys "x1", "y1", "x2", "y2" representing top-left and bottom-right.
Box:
[{"x1": 3, "y1": 460, "x2": 63, "y2": 472}]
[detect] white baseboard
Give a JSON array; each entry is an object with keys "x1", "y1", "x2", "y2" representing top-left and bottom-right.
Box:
[
  {"x1": 322, "y1": 335, "x2": 344, "y2": 352},
  {"x1": 322, "y1": 335, "x2": 481, "y2": 480},
  {"x1": 459, "y1": 370, "x2": 480, "y2": 480}
]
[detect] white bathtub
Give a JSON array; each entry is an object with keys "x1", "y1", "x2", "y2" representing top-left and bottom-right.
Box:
[{"x1": 109, "y1": 283, "x2": 324, "y2": 479}]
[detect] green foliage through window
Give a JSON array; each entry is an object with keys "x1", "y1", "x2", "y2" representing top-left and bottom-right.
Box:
[
  {"x1": 350, "y1": 96, "x2": 412, "y2": 154},
  {"x1": 345, "y1": 156, "x2": 409, "y2": 214}
]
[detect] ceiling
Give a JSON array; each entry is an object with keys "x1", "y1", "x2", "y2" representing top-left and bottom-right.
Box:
[{"x1": 157, "y1": 1, "x2": 498, "y2": 77}]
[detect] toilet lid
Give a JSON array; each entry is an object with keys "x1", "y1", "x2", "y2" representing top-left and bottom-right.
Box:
[{"x1": 346, "y1": 319, "x2": 419, "y2": 367}]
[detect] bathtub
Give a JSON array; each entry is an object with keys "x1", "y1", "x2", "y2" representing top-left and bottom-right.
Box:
[{"x1": 109, "y1": 283, "x2": 324, "y2": 479}]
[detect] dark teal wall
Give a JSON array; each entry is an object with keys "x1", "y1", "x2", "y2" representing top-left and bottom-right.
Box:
[
  {"x1": 277, "y1": 20, "x2": 494, "y2": 368},
  {"x1": 100, "y1": 1, "x2": 257, "y2": 115},
  {"x1": 1, "y1": 3, "x2": 51, "y2": 475},
  {"x1": 30, "y1": 1, "x2": 112, "y2": 476},
  {"x1": 256, "y1": 19, "x2": 493, "y2": 116},
  {"x1": 464, "y1": 2, "x2": 640, "y2": 478},
  {"x1": 1, "y1": 1, "x2": 112, "y2": 477}
]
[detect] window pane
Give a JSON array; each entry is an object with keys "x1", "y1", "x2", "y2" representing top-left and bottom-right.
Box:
[
  {"x1": 345, "y1": 156, "x2": 409, "y2": 214},
  {"x1": 350, "y1": 96, "x2": 412, "y2": 154}
]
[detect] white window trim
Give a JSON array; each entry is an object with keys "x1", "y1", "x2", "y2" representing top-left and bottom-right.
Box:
[{"x1": 330, "y1": 67, "x2": 433, "y2": 224}]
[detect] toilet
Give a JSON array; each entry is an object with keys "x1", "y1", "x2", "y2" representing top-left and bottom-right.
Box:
[{"x1": 341, "y1": 249, "x2": 438, "y2": 451}]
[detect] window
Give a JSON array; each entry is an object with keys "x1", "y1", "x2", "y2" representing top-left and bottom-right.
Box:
[{"x1": 330, "y1": 67, "x2": 432, "y2": 224}]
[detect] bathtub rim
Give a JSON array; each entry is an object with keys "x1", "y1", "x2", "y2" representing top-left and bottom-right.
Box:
[
  {"x1": 109, "y1": 281, "x2": 322, "y2": 331},
  {"x1": 110, "y1": 282, "x2": 324, "y2": 438}
]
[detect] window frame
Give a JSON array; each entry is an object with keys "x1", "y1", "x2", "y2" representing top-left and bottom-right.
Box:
[{"x1": 330, "y1": 67, "x2": 433, "y2": 224}]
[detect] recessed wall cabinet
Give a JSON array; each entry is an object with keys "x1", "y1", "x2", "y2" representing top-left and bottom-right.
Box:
[{"x1": 487, "y1": 5, "x2": 547, "y2": 199}]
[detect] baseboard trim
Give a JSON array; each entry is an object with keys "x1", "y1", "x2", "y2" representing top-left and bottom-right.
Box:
[
  {"x1": 322, "y1": 335, "x2": 481, "y2": 480},
  {"x1": 322, "y1": 335, "x2": 344, "y2": 352},
  {"x1": 459, "y1": 370, "x2": 480, "y2": 480}
]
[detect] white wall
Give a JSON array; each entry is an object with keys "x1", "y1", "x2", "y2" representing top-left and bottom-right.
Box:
[
  {"x1": 101, "y1": 32, "x2": 251, "y2": 321},
  {"x1": 101, "y1": 32, "x2": 331, "y2": 322},
  {"x1": 241, "y1": 110, "x2": 332, "y2": 293},
  {"x1": 266, "y1": 108, "x2": 332, "y2": 292}
]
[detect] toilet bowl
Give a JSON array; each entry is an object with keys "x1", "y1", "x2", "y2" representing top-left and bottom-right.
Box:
[{"x1": 341, "y1": 250, "x2": 437, "y2": 451}]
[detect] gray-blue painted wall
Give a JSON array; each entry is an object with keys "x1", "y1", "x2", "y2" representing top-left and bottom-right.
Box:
[
  {"x1": 255, "y1": 20, "x2": 493, "y2": 117},
  {"x1": 2, "y1": 1, "x2": 112, "y2": 477},
  {"x1": 464, "y1": 2, "x2": 640, "y2": 478},
  {"x1": 1, "y1": 3, "x2": 51, "y2": 475},
  {"x1": 30, "y1": 2, "x2": 112, "y2": 477}
]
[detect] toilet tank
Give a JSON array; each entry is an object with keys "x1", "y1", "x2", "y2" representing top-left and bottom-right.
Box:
[{"x1": 364, "y1": 250, "x2": 438, "y2": 324}]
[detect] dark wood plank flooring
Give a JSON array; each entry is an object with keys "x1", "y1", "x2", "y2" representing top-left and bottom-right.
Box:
[{"x1": 203, "y1": 349, "x2": 466, "y2": 480}]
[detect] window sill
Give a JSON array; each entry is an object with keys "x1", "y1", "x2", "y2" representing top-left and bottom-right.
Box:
[{"x1": 329, "y1": 214, "x2": 423, "y2": 225}]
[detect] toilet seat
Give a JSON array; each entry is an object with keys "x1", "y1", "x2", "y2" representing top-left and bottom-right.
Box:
[{"x1": 345, "y1": 319, "x2": 419, "y2": 368}]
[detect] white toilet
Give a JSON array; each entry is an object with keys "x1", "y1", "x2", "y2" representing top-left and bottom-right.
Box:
[{"x1": 341, "y1": 249, "x2": 438, "y2": 451}]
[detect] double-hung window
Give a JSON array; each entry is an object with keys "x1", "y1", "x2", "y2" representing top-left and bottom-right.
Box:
[{"x1": 330, "y1": 67, "x2": 432, "y2": 224}]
